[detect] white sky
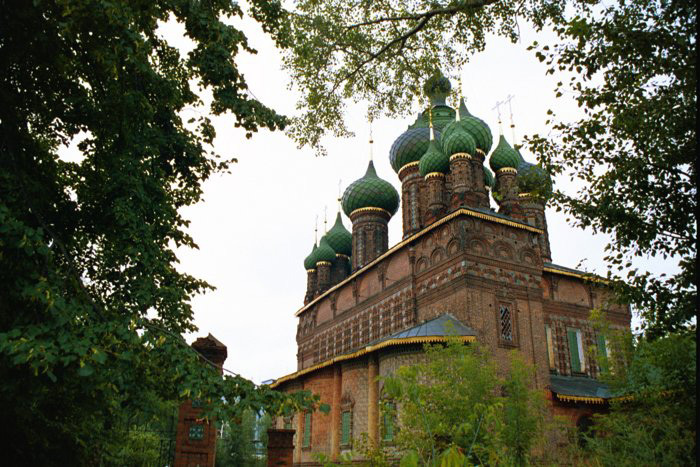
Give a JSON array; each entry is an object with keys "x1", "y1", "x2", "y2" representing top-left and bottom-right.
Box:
[{"x1": 128, "y1": 9, "x2": 672, "y2": 383}]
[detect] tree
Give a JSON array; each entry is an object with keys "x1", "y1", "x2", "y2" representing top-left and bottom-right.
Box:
[
  {"x1": 272, "y1": 0, "x2": 696, "y2": 335},
  {"x1": 216, "y1": 409, "x2": 270, "y2": 467},
  {"x1": 382, "y1": 340, "x2": 551, "y2": 466},
  {"x1": 267, "y1": 0, "x2": 567, "y2": 151},
  {"x1": 0, "y1": 1, "x2": 315, "y2": 463},
  {"x1": 580, "y1": 315, "x2": 697, "y2": 465},
  {"x1": 528, "y1": 0, "x2": 696, "y2": 337}
]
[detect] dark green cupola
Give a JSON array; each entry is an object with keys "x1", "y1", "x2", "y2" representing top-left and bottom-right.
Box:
[
  {"x1": 325, "y1": 212, "x2": 352, "y2": 256},
  {"x1": 419, "y1": 138, "x2": 450, "y2": 177},
  {"x1": 489, "y1": 135, "x2": 523, "y2": 172},
  {"x1": 342, "y1": 161, "x2": 400, "y2": 217},
  {"x1": 443, "y1": 122, "x2": 477, "y2": 157},
  {"x1": 457, "y1": 98, "x2": 493, "y2": 154},
  {"x1": 314, "y1": 236, "x2": 336, "y2": 264},
  {"x1": 390, "y1": 127, "x2": 442, "y2": 173},
  {"x1": 303, "y1": 242, "x2": 319, "y2": 270},
  {"x1": 483, "y1": 165, "x2": 495, "y2": 188}
]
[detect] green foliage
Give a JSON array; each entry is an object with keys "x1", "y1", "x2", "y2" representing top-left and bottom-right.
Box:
[
  {"x1": 527, "y1": 0, "x2": 696, "y2": 337},
  {"x1": 581, "y1": 317, "x2": 697, "y2": 465},
  {"x1": 0, "y1": 0, "x2": 315, "y2": 463},
  {"x1": 216, "y1": 409, "x2": 270, "y2": 467},
  {"x1": 270, "y1": 0, "x2": 568, "y2": 152},
  {"x1": 382, "y1": 340, "x2": 550, "y2": 466}
]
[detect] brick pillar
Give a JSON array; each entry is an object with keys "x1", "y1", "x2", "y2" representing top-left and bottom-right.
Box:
[
  {"x1": 471, "y1": 150, "x2": 490, "y2": 209},
  {"x1": 304, "y1": 269, "x2": 317, "y2": 304},
  {"x1": 332, "y1": 254, "x2": 350, "y2": 284},
  {"x1": 520, "y1": 195, "x2": 552, "y2": 262},
  {"x1": 399, "y1": 162, "x2": 423, "y2": 238},
  {"x1": 424, "y1": 173, "x2": 447, "y2": 225},
  {"x1": 330, "y1": 365, "x2": 342, "y2": 460},
  {"x1": 449, "y1": 153, "x2": 472, "y2": 209},
  {"x1": 174, "y1": 334, "x2": 227, "y2": 467},
  {"x1": 267, "y1": 429, "x2": 295, "y2": 467},
  {"x1": 349, "y1": 208, "x2": 391, "y2": 271},
  {"x1": 316, "y1": 261, "x2": 332, "y2": 293},
  {"x1": 496, "y1": 167, "x2": 524, "y2": 220},
  {"x1": 367, "y1": 354, "x2": 379, "y2": 446}
]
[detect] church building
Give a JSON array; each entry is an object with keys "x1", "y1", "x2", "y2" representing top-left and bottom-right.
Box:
[{"x1": 269, "y1": 73, "x2": 631, "y2": 464}]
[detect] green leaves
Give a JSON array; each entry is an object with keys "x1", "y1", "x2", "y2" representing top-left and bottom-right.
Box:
[
  {"x1": 527, "y1": 0, "x2": 696, "y2": 338},
  {"x1": 0, "y1": 0, "x2": 314, "y2": 462},
  {"x1": 381, "y1": 340, "x2": 549, "y2": 465},
  {"x1": 276, "y1": 0, "x2": 568, "y2": 151}
]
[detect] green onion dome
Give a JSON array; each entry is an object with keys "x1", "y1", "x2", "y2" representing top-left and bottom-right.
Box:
[
  {"x1": 443, "y1": 123, "x2": 476, "y2": 157},
  {"x1": 489, "y1": 135, "x2": 524, "y2": 172},
  {"x1": 517, "y1": 161, "x2": 553, "y2": 198},
  {"x1": 342, "y1": 161, "x2": 400, "y2": 217},
  {"x1": 325, "y1": 212, "x2": 352, "y2": 256},
  {"x1": 483, "y1": 165, "x2": 495, "y2": 188},
  {"x1": 389, "y1": 127, "x2": 442, "y2": 173},
  {"x1": 303, "y1": 243, "x2": 318, "y2": 270},
  {"x1": 419, "y1": 139, "x2": 450, "y2": 177},
  {"x1": 314, "y1": 236, "x2": 337, "y2": 264},
  {"x1": 457, "y1": 98, "x2": 494, "y2": 154}
]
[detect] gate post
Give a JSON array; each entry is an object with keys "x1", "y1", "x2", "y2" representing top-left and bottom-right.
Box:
[
  {"x1": 174, "y1": 334, "x2": 228, "y2": 467},
  {"x1": 267, "y1": 428, "x2": 295, "y2": 466}
]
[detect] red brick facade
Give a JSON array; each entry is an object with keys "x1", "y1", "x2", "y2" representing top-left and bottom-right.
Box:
[{"x1": 274, "y1": 136, "x2": 630, "y2": 464}]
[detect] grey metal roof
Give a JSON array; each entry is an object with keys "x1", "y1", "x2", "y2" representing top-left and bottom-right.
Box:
[
  {"x1": 370, "y1": 313, "x2": 476, "y2": 346},
  {"x1": 549, "y1": 374, "x2": 612, "y2": 399}
]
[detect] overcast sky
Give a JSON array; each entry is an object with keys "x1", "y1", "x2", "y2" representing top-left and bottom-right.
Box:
[{"x1": 151, "y1": 7, "x2": 674, "y2": 384}]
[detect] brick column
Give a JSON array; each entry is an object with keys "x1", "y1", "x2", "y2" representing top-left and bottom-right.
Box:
[
  {"x1": 424, "y1": 172, "x2": 447, "y2": 225},
  {"x1": 367, "y1": 354, "x2": 379, "y2": 446},
  {"x1": 471, "y1": 150, "x2": 490, "y2": 209},
  {"x1": 449, "y1": 153, "x2": 472, "y2": 209},
  {"x1": 330, "y1": 365, "x2": 342, "y2": 460},
  {"x1": 349, "y1": 208, "x2": 391, "y2": 271},
  {"x1": 174, "y1": 334, "x2": 227, "y2": 467},
  {"x1": 267, "y1": 429, "x2": 295, "y2": 467},
  {"x1": 399, "y1": 162, "x2": 423, "y2": 238}
]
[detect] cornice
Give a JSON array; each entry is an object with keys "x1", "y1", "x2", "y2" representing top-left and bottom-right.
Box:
[{"x1": 296, "y1": 208, "x2": 544, "y2": 317}]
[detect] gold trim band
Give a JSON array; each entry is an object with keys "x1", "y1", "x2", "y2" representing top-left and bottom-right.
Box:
[
  {"x1": 449, "y1": 153, "x2": 472, "y2": 161},
  {"x1": 269, "y1": 335, "x2": 475, "y2": 388},
  {"x1": 555, "y1": 394, "x2": 606, "y2": 404},
  {"x1": 335, "y1": 253, "x2": 350, "y2": 260},
  {"x1": 306, "y1": 268, "x2": 316, "y2": 273},
  {"x1": 398, "y1": 161, "x2": 420, "y2": 178},
  {"x1": 349, "y1": 206, "x2": 392, "y2": 219},
  {"x1": 476, "y1": 149, "x2": 485, "y2": 156},
  {"x1": 497, "y1": 167, "x2": 517, "y2": 175},
  {"x1": 316, "y1": 261, "x2": 332, "y2": 267},
  {"x1": 425, "y1": 172, "x2": 446, "y2": 180}
]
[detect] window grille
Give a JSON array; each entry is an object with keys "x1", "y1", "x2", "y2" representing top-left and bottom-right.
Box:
[
  {"x1": 189, "y1": 424, "x2": 204, "y2": 441},
  {"x1": 500, "y1": 305, "x2": 513, "y2": 341},
  {"x1": 302, "y1": 412, "x2": 312, "y2": 447},
  {"x1": 341, "y1": 411, "x2": 352, "y2": 446}
]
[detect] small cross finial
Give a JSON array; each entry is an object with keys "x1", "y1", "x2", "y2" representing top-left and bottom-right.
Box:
[
  {"x1": 338, "y1": 179, "x2": 342, "y2": 203},
  {"x1": 314, "y1": 215, "x2": 318, "y2": 244},
  {"x1": 369, "y1": 121, "x2": 374, "y2": 161},
  {"x1": 504, "y1": 94, "x2": 516, "y2": 144},
  {"x1": 323, "y1": 206, "x2": 328, "y2": 233},
  {"x1": 492, "y1": 100, "x2": 504, "y2": 134}
]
